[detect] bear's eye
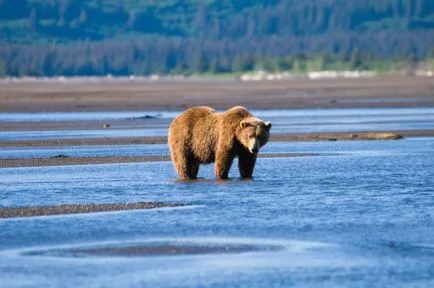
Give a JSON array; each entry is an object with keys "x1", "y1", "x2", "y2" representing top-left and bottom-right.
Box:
[{"x1": 248, "y1": 134, "x2": 255, "y2": 138}]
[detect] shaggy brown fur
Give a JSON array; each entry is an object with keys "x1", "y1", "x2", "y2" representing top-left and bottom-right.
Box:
[{"x1": 168, "y1": 106, "x2": 271, "y2": 180}]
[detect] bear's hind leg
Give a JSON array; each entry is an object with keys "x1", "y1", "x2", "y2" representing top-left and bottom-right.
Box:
[
  {"x1": 170, "y1": 148, "x2": 199, "y2": 180},
  {"x1": 170, "y1": 148, "x2": 190, "y2": 180}
]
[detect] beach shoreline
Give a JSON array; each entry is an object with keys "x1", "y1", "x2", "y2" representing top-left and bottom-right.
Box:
[{"x1": 1, "y1": 75, "x2": 434, "y2": 112}]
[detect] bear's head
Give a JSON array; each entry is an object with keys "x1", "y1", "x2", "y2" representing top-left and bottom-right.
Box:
[{"x1": 238, "y1": 117, "x2": 272, "y2": 154}]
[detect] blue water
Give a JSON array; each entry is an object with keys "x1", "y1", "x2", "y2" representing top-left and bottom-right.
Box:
[
  {"x1": 0, "y1": 141, "x2": 389, "y2": 159},
  {"x1": 0, "y1": 111, "x2": 178, "y2": 122},
  {"x1": 1, "y1": 108, "x2": 434, "y2": 122},
  {"x1": 0, "y1": 128, "x2": 166, "y2": 141},
  {"x1": 0, "y1": 144, "x2": 168, "y2": 159},
  {"x1": 1, "y1": 108, "x2": 434, "y2": 141},
  {"x1": 1, "y1": 138, "x2": 434, "y2": 287}
]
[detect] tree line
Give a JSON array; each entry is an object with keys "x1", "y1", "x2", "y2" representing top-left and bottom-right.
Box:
[
  {"x1": 1, "y1": 0, "x2": 434, "y2": 76},
  {"x1": 2, "y1": 37, "x2": 433, "y2": 77}
]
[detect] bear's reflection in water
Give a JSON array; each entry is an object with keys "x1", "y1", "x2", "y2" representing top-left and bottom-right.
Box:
[{"x1": 173, "y1": 177, "x2": 256, "y2": 185}]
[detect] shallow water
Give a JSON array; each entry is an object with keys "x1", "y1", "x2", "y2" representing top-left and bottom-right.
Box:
[
  {"x1": 1, "y1": 138, "x2": 433, "y2": 287},
  {"x1": 0, "y1": 140, "x2": 396, "y2": 159},
  {"x1": 0, "y1": 128, "x2": 166, "y2": 141},
  {"x1": 0, "y1": 111, "x2": 179, "y2": 122},
  {"x1": 1, "y1": 107, "x2": 434, "y2": 141},
  {"x1": 1, "y1": 107, "x2": 434, "y2": 122},
  {"x1": 0, "y1": 144, "x2": 168, "y2": 159}
]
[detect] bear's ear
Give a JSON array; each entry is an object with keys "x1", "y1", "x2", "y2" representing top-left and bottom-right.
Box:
[
  {"x1": 264, "y1": 121, "x2": 272, "y2": 129},
  {"x1": 240, "y1": 120, "x2": 252, "y2": 129}
]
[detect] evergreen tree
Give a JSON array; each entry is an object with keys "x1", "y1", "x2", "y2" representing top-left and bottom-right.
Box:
[
  {"x1": 293, "y1": 58, "x2": 306, "y2": 73},
  {"x1": 208, "y1": 59, "x2": 221, "y2": 74},
  {"x1": 28, "y1": 7, "x2": 38, "y2": 31},
  {"x1": 0, "y1": 57, "x2": 5, "y2": 76},
  {"x1": 232, "y1": 54, "x2": 254, "y2": 72},
  {"x1": 350, "y1": 48, "x2": 362, "y2": 69},
  {"x1": 78, "y1": 8, "x2": 88, "y2": 25},
  {"x1": 193, "y1": 52, "x2": 208, "y2": 73},
  {"x1": 126, "y1": 11, "x2": 137, "y2": 29}
]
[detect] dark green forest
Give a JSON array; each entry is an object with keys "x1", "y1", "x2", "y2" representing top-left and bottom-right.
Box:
[{"x1": 1, "y1": 0, "x2": 434, "y2": 76}]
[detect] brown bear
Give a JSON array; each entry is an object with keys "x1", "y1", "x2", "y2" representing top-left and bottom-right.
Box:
[{"x1": 168, "y1": 106, "x2": 272, "y2": 180}]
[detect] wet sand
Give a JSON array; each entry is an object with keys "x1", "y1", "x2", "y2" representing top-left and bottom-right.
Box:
[
  {"x1": 52, "y1": 243, "x2": 281, "y2": 257},
  {"x1": 0, "y1": 130, "x2": 425, "y2": 149},
  {"x1": 0, "y1": 202, "x2": 185, "y2": 219},
  {"x1": 0, "y1": 152, "x2": 322, "y2": 168},
  {"x1": 1, "y1": 75, "x2": 434, "y2": 112}
]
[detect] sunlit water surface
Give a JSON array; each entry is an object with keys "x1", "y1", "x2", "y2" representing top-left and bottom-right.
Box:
[
  {"x1": 1, "y1": 138, "x2": 433, "y2": 287},
  {"x1": 1, "y1": 108, "x2": 434, "y2": 140}
]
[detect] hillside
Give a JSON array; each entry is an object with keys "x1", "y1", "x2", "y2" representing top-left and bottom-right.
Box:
[{"x1": 1, "y1": 0, "x2": 434, "y2": 76}]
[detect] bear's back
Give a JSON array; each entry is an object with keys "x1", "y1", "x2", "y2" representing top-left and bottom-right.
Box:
[
  {"x1": 184, "y1": 106, "x2": 216, "y2": 121},
  {"x1": 168, "y1": 106, "x2": 218, "y2": 164},
  {"x1": 217, "y1": 106, "x2": 252, "y2": 130},
  {"x1": 169, "y1": 106, "x2": 215, "y2": 129}
]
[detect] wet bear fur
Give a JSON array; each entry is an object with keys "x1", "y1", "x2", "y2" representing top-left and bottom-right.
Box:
[{"x1": 168, "y1": 106, "x2": 271, "y2": 180}]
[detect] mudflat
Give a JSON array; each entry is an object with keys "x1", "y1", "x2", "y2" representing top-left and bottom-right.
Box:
[
  {"x1": 1, "y1": 75, "x2": 434, "y2": 112},
  {"x1": 0, "y1": 152, "x2": 325, "y2": 168},
  {"x1": 0, "y1": 202, "x2": 185, "y2": 218}
]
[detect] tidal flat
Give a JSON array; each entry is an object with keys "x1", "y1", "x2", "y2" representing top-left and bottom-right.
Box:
[{"x1": 1, "y1": 78, "x2": 434, "y2": 287}]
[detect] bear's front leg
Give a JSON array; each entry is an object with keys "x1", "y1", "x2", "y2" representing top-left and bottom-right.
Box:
[
  {"x1": 215, "y1": 144, "x2": 235, "y2": 180},
  {"x1": 238, "y1": 149, "x2": 257, "y2": 179}
]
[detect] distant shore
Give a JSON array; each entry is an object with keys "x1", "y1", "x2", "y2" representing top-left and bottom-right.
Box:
[{"x1": 1, "y1": 75, "x2": 434, "y2": 112}]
